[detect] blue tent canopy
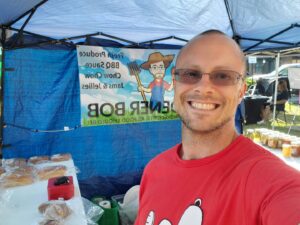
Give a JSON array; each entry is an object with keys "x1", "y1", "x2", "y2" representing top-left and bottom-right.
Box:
[{"x1": 1, "y1": 0, "x2": 300, "y2": 51}]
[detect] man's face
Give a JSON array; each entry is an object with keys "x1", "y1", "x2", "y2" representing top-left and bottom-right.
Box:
[
  {"x1": 149, "y1": 61, "x2": 166, "y2": 79},
  {"x1": 174, "y1": 34, "x2": 246, "y2": 133}
]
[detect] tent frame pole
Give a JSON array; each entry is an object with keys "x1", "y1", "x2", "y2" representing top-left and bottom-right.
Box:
[
  {"x1": 271, "y1": 52, "x2": 281, "y2": 130},
  {"x1": 10, "y1": 7, "x2": 38, "y2": 48},
  {"x1": 240, "y1": 37, "x2": 294, "y2": 46},
  {"x1": 7, "y1": 26, "x2": 54, "y2": 41},
  {"x1": 8, "y1": 32, "x2": 101, "y2": 50},
  {"x1": 6, "y1": 0, "x2": 48, "y2": 27},
  {"x1": 223, "y1": 0, "x2": 238, "y2": 41},
  {"x1": 244, "y1": 24, "x2": 298, "y2": 52},
  {"x1": 7, "y1": 31, "x2": 141, "y2": 50},
  {"x1": 126, "y1": 36, "x2": 187, "y2": 48},
  {"x1": 0, "y1": 27, "x2": 6, "y2": 156},
  {"x1": 4, "y1": 26, "x2": 75, "y2": 49},
  {"x1": 99, "y1": 32, "x2": 138, "y2": 45},
  {"x1": 139, "y1": 36, "x2": 188, "y2": 44}
]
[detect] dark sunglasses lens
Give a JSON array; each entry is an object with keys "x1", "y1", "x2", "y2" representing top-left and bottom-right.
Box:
[
  {"x1": 175, "y1": 69, "x2": 201, "y2": 84},
  {"x1": 175, "y1": 69, "x2": 241, "y2": 86},
  {"x1": 210, "y1": 71, "x2": 238, "y2": 86}
]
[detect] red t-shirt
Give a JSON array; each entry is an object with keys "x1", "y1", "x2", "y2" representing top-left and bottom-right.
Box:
[{"x1": 135, "y1": 136, "x2": 300, "y2": 225}]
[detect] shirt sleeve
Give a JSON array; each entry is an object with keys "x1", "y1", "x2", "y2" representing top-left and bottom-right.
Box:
[
  {"x1": 246, "y1": 158, "x2": 300, "y2": 225},
  {"x1": 261, "y1": 185, "x2": 300, "y2": 225}
]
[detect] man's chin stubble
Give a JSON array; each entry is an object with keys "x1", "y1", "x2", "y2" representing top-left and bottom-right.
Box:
[{"x1": 180, "y1": 114, "x2": 232, "y2": 134}]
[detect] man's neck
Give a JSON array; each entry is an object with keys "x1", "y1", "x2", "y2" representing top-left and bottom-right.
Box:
[{"x1": 180, "y1": 125, "x2": 238, "y2": 160}]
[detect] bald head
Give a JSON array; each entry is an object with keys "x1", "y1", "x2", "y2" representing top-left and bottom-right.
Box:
[
  {"x1": 176, "y1": 30, "x2": 246, "y2": 75},
  {"x1": 173, "y1": 30, "x2": 247, "y2": 136}
]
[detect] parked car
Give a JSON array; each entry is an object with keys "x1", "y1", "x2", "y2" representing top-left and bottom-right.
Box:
[
  {"x1": 246, "y1": 76, "x2": 300, "y2": 104},
  {"x1": 247, "y1": 63, "x2": 300, "y2": 101},
  {"x1": 251, "y1": 63, "x2": 300, "y2": 81}
]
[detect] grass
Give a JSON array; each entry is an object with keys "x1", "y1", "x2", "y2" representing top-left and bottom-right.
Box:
[{"x1": 244, "y1": 102, "x2": 300, "y2": 136}]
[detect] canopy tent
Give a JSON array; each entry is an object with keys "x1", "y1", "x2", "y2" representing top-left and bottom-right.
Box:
[
  {"x1": 1, "y1": 0, "x2": 300, "y2": 51},
  {"x1": 1, "y1": 0, "x2": 300, "y2": 198}
]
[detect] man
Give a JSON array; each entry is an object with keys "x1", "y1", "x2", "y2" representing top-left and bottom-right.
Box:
[
  {"x1": 135, "y1": 30, "x2": 300, "y2": 225},
  {"x1": 139, "y1": 52, "x2": 175, "y2": 111},
  {"x1": 258, "y1": 79, "x2": 289, "y2": 124}
]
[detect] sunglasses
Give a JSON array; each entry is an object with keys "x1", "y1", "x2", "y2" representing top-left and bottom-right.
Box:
[{"x1": 174, "y1": 69, "x2": 244, "y2": 86}]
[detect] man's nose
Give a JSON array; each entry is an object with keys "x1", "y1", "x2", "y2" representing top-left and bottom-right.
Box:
[
  {"x1": 197, "y1": 73, "x2": 212, "y2": 85},
  {"x1": 193, "y1": 73, "x2": 215, "y2": 92}
]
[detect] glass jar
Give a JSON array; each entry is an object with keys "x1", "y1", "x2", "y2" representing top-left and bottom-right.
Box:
[
  {"x1": 245, "y1": 129, "x2": 255, "y2": 140},
  {"x1": 282, "y1": 135, "x2": 292, "y2": 145},
  {"x1": 291, "y1": 141, "x2": 300, "y2": 157},
  {"x1": 261, "y1": 131, "x2": 271, "y2": 146},
  {"x1": 282, "y1": 143, "x2": 292, "y2": 157},
  {"x1": 267, "y1": 134, "x2": 278, "y2": 149}
]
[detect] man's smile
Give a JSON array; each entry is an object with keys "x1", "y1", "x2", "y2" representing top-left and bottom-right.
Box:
[{"x1": 189, "y1": 101, "x2": 220, "y2": 110}]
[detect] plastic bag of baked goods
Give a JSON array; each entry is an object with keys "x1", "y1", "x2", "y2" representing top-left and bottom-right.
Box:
[
  {"x1": 2, "y1": 158, "x2": 27, "y2": 170},
  {"x1": 38, "y1": 200, "x2": 72, "y2": 221},
  {"x1": 51, "y1": 153, "x2": 72, "y2": 162},
  {"x1": 28, "y1": 155, "x2": 50, "y2": 165},
  {"x1": 37, "y1": 165, "x2": 67, "y2": 181},
  {"x1": 0, "y1": 166, "x2": 35, "y2": 188},
  {"x1": 82, "y1": 197, "x2": 104, "y2": 225}
]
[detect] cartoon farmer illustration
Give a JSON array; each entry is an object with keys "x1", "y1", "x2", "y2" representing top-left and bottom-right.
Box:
[{"x1": 139, "y1": 52, "x2": 175, "y2": 111}]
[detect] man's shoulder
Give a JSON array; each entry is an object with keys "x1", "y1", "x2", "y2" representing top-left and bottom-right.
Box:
[
  {"x1": 239, "y1": 137, "x2": 300, "y2": 182},
  {"x1": 238, "y1": 136, "x2": 275, "y2": 158},
  {"x1": 233, "y1": 136, "x2": 288, "y2": 169}
]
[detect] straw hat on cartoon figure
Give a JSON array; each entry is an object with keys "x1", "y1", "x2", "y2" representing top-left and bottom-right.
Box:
[{"x1": 141, "y1": 52, "x2": 174, "y2": 71}]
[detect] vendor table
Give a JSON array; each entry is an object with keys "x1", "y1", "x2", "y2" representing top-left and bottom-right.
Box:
[
  {"x1": 257, "y1": 143, "x2": 300, "y2": 171},
  {"x1": 0, "y1": 160, "x2": 87, "y2": 225}
]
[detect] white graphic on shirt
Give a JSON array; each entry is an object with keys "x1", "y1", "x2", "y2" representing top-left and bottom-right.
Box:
[
  {"x1": 146, "y1": 211, "x2": 155, "y2": 225},
  {"x1": 145, "y1": 198, "x2": 203, "y2": 225}
]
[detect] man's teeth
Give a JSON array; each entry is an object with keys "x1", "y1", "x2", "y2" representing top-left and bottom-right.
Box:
[{"x1": 191, "y1": 102, "x2": 216, "y2": 110}]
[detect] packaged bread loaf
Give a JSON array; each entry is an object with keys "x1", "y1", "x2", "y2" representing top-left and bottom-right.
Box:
[
  {"x1": 37, "y1": 165, "x2": 67, "y2": 180},
  {"x1": 2, "y1": 158, "x2": 27, "y2": 169},
  {"x1": 1, "y1": 170, "x2": 34, "y2": 188},
  {"x1": 5, "y1": 165, "x2": 34, "y2": 175},
  {"x1": 28, "y1": 155, "x2": 50, "y2": 165},
  {"x1": 51, "y1": 153, "x2": 71, "y2": 162}
]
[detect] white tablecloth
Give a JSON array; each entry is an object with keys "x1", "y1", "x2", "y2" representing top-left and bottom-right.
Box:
[{"x1": 0, "y1": 160, "x2": 87, "y2": 225}]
